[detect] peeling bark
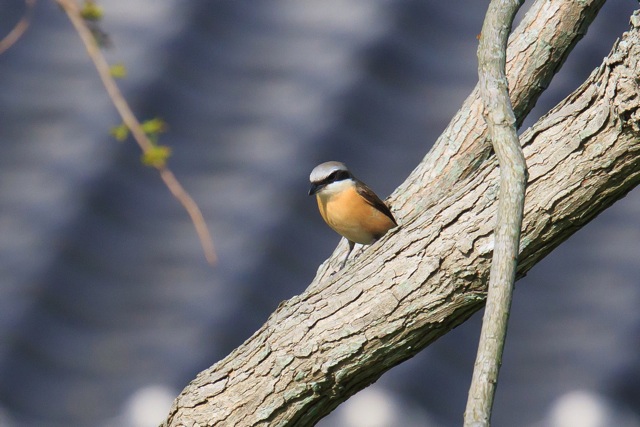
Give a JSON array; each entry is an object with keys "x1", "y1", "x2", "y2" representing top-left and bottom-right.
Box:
[{"x1": 162, "y1": 4, "x2": 640, "y2": 427}]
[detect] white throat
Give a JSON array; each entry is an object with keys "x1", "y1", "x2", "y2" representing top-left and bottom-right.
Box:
[{"x1": 317, "y1": 179, "x2": 355, "y2": 198}]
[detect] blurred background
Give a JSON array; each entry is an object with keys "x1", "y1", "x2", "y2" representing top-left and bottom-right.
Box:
[{"x1": 1, "y1": 1, "x2": 639, "y2": 426}]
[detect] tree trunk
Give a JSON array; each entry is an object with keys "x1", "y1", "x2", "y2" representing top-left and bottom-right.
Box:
[{"x1": 162, "y1": 4, "x2": 640, "y2": 427}]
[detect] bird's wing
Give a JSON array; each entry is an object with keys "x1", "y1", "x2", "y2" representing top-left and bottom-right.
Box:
[{"x1": 355, "y1": 181, "x2": 398, "y2": 225}]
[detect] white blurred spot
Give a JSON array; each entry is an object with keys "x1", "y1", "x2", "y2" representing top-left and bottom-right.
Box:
[
  {"x1": 332, "y1": 385, "x2": 440, "y2": 427},
  {"x1": 342, "y1": 387, "x2": 397, "y2": 427},
  {"x1": 549, "y1": 390, "x2": 608, "y2": 427},
  {"x1": 122, "y1": 384, "x2": 176, "y2": 427},
  {"x1": 546, "y1": 390, "x2": 640, "y2": 427}
]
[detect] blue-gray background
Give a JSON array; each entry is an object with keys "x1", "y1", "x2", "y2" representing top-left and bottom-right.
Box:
[{"x1": 1, "y1": 1, "x2": 639, "y2": 426}]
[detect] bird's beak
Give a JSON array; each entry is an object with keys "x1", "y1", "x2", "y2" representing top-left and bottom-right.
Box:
[{"x1": 308, "y1": 183, "x2": 320, "y2": 196}]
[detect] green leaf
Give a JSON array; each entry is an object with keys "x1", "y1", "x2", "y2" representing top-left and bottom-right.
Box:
[
  {"x1": 81, "y1": 1, "x2": 103, "y2": 21},
  {"x1": 109, "y1": 63, "x2": 127, "y2": 79},
  {"x1": 141, "y1": 118, "x2": 168, "y2": 136},
  {"x1": 141, "y1": 145, "x2": 172, "y2": 168},
  {"x1": 110, "y1": 123, "x2": 130, "y2": 142}
]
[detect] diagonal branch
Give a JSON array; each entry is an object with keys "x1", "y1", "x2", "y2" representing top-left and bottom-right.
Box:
[
  {"x1": 391, "y1": 0, "x2": 605, "y2": 220},
  {"x1": 0, "y1": 0, "x2": 37, "y2": 54},
  {"x1": 464, "y1": 0, "x2": 526, "y2": 425},
  {"x1": 56, "y1": 0, "x2": 217, "y2": 264},
  {"x1": 162, "y1": 4, "x2": 640, "y2": 427}
]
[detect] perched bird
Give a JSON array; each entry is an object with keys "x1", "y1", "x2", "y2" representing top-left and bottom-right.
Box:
[{"x1": 308, "y1": 161, "x2": 397, "y2": 268}]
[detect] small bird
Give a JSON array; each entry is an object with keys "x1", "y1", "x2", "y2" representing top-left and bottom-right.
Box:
[{"x1": 309, "y1": 161, "x2": 397, "y2": 268}]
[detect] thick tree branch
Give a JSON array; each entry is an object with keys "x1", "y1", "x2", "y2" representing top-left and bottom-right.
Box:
[
  {"x1": 392, "y1": 0, "x2": 605, "y2": 218},
  {"x1": 464, "y1": 1, "x2": 526, "y2": 425},
  {"x1": 163, "y1": 4, "x2": 640, "y2": 427}
]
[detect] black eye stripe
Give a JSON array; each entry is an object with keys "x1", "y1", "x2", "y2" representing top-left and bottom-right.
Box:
[
  {"x1": 332, "y1": 170, "x2": 349, "y2": 181},
  {"x1": 335, "y1": 170, "x2": 350, "y2": 181},
  {"x1": 321, "y1": 170, "x2": 351, "y2": 186}
]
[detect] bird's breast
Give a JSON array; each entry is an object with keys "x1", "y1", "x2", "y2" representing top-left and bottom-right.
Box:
[{"x1": 316, "y1": 186, "x2": 395, "y2": 244}]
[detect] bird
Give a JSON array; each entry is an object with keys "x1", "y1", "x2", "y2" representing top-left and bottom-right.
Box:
[{"x1": 308, "y1": 161, "x2": 397, "y2": 269}]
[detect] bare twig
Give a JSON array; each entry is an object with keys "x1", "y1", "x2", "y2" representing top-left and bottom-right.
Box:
[
  {"x1": 56, "y1": 0, "x2": 217, "y2": 265},
  {"x1": 464, "y1": 0, "x2": 527, "y2": 425},
  {"x1": 0, "y1": 0, "x2": 37, "y2": 54}
]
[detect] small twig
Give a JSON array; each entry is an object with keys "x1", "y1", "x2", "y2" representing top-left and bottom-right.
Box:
[
  {"x1": 0, "y1": 0, "x2": 37, "y2": 54},
  {"x1": 159, "y1": 168, "x2": 217, "y2": 265},
  {"x1": 464, "y1": 0, "x2": 527, "y2": 426},
  {"x1": 56, "y1": 0, "x2": 217, "y2": 265}
]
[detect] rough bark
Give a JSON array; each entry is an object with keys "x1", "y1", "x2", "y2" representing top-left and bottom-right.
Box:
[
  {"x1": 393, "y1": 0, "x2": 606, "y2": 215},
  {"x1": 464, "y1": 0, "x2": 526, "y2": 425},
  {"x1": 162, "y1": 5, "x2": 640, "y2": 427}
]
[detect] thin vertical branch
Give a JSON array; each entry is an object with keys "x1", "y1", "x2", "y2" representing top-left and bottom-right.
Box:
[
  {"x1": 464, "y1": 0, "x2": 527, "y2": 426},
  {"x1": 56, "y1": 0, "x2": 217, "y2": 265}
]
